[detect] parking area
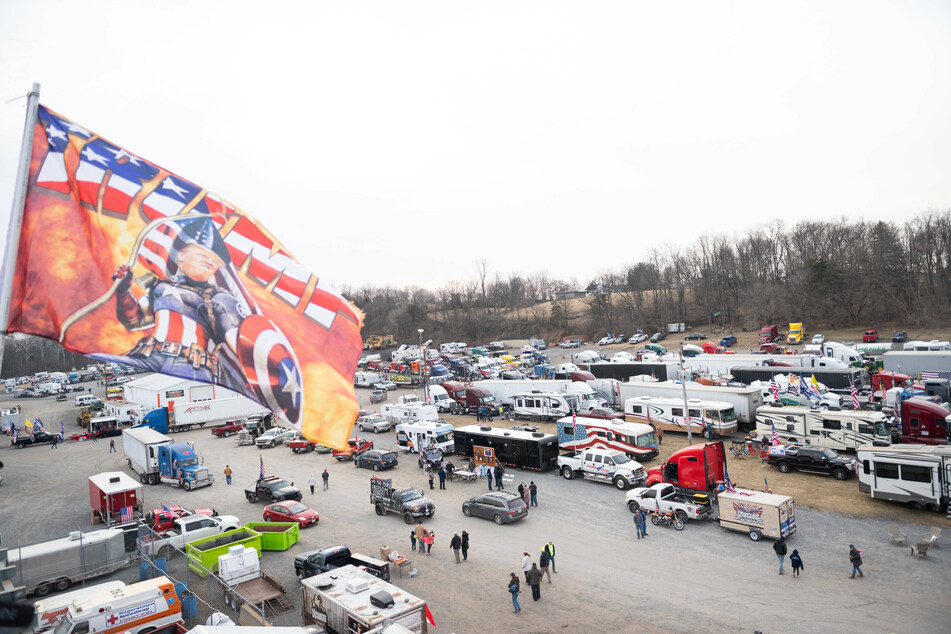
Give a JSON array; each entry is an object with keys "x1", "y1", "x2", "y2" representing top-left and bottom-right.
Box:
[{"x1": 2, "y1": 385, "x2": 951, "y2": 633}]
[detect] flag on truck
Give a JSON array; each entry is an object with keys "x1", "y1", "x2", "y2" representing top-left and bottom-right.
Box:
[
  {"x1": 850, "y1": 381, "x2": 860, "y2": 410},
  {"x1": 0, "y1": 99, "x2": 363, "y2": 449},
  {"x1": 723, "y1": 464, "x2": 736, "y2": 493}
]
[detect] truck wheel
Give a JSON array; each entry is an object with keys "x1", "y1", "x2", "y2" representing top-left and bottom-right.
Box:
[
  {"x1": 150, "y1": 473, "x2": 159, "y2": 485},
  {"x1": 749, "y1": 530, "x2": 761, "y2": 541},
  {"x1": 223, "y1": 430, "x2": 230, "y2": 437},
  {"x1": 246, "y1": 493, "x2": 254, "y2": 502},
  {"x1": 561, "y1": 466, "x2": 575, "y2": 480},
  {"x1": 832, "y1": 469, "x2": 848, "y2": 481},
  {"x1": 34, "y1": 582, "x2": 52, "y2": 597},
  {"x1": 54, "y1": 578, "x2": 71, "y2": 592},
  {"x1": 675, "y1": 510, "x2": 687, "y2": 522},
  {"x1": 183, "y1": 480, "x2": 192, "y2": 491},
  {"x1": 613, "y1": 477, "x2": 629, "y2": 490},
  {"x1": 627, "y1": 501, "x2": 640, "y2": 513},
  {"x1": 777, "y1": 462, "x2": 791, "y2": 474},
  {"x1": 375, "y1": 504, "x2": 386, "y2": 516},
  {"x1": 403, "y1": 513, "x2": 414, "y2": 525},
  {"x1": 673, "y1": 520, "x2": 685, "y2": 531}
]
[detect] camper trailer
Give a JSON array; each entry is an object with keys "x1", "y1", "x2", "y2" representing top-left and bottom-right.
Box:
[
  {"x1": 618, "y1": 380, "x2": 764, "y2": 430},
  {"x1": 624, "y1": 396, "x2": 739, "y2": 437},
  {"x1": 510, "y1": 391, "x2": 574, "y2": 421},
  {"x1": 556, "y1": 416, "x2": 659, "y2": 461},
  {"x1": 856, "y1": 444, "x2": 951, "y2": 511},
  {"x1": 755, "y1": 405, "x2": 891, "y2": 451}
]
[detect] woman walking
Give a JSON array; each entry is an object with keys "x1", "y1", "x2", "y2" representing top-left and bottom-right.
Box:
[
  {"x1": 508, "y1": 573, "x2": 521, "y2": 613},
  {"x1": 849, "y1": 544, "x2": 863, "y2": 578},
  {"x1": 461, "y1": 530, "x2": 470, "y2": 561}
]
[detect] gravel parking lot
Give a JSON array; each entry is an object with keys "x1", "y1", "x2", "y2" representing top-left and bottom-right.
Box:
[{"x1": 2, "y1": 383, "x2": 950, "y2": 633}]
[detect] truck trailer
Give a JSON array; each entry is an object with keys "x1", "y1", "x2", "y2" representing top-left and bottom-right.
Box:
[
  {"x1": 730, "y1": 365, "x2": 869, "y2": 392},
  {"x1": 136, "y1": 397, "x2": 268, "y2": 434},
  {"x1": 122, "y1": 427, "x2": 214, "y2": 490},
  {"x1": 883, "y1": 351, "x2": 951, "y2": 380}
]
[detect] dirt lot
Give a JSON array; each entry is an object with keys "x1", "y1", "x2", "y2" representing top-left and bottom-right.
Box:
[{"x1": 2, "y1": 385, "x2": 951, "y2": 633}]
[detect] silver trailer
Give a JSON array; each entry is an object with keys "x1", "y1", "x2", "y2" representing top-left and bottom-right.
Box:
[
  {"x1": 883, "y1": 351, "x2": 951, "y2": 380},
  {"x1": 618, "y1": 380, "x2": 764, "y2": 429},
  {"x1": 122, "y1": 426, "x2": 171, "y2": 483},
  {"x1": 8, "y1": 528, "x2": 132, "y2": 598}
]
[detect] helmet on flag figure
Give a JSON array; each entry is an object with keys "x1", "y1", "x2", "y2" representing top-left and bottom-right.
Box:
[
  {"x1": 237, "y1": 314, "x2": 303, "y2": 424},
  {"x1": 177, "y1": 215, "x2": 231, "y2": 265}
]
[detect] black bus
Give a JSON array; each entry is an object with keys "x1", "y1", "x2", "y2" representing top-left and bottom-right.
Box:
[{"x1": 452, "y1": 425, "x2": 560, "y2": 471}]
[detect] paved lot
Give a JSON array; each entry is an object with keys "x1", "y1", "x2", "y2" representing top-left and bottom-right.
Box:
[{"x1": 2, "y1": 385, "x2": 951, "y2": 633}]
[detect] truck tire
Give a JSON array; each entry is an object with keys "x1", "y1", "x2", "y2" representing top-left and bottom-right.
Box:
[
  {"x1": 561, "y1": 466, "x2": 575, "y2": 480},
  {"x1": 627, "y1": 500, "x2": 640, "y2": 513},
  {"x1": 375, "y1": 504, "x2": 386, "y2": 516},
  {"x1": 832, "y1": 469, "x2": 848, "y2": 481},
  {"x1": 150, "y1": 473, "x2": 160, "y2": 485},
  {"x1": 674, "y1": 510, "x2": 687, "y2": 522},
  {"x1": 613, "y1": 477, "x2": 629, "y2": 490},
  {"x1": 54, "y1": 578, "x2": 71, "y2": 592},
  {"x1": 246, "y1": 492, "x2": 255, "y2": 502},
  {"x1": 403, "y1": 512, "x2": 414, "y2": 525},
  {"x1": 223, "y1": 430, "x2": 230, "y2": 437},
  {"x1": 777, "y1": 461, "x2": 791, "y2": 474},
  {"x1": 183, "y1": 480, "x2": 192, "y2": 492},
  {"x1": 749, "y1": 529, "x2": 761, "y2": 541}
]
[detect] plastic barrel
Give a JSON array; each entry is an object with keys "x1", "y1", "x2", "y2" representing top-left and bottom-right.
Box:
[
  {"x1": 181, "y1": 594, "x2": 197, "y2": 619},
  {"x1": 139, "y1": 562, "x2": 152, "y2": 581},
  {"x1": 155, "y1": 558, "x2": 167, "y2": 574},
  {"x1": 174, "y1": 581, "x2": 188, "y2": 599}
]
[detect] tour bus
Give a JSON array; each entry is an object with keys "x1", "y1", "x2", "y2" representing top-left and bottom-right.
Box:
[
  {"x1": 556, "y1": 416, "x2": 659, "y2": 461},
  {"x1": 755, "y1": 404, "x2": 891, "y2": 451},
  {"x1": 624, "y1": 396, "x2": 739, "y2": 438},
  {"x1": 452, "y1": 424, "x2": 559, "y2": 470}
]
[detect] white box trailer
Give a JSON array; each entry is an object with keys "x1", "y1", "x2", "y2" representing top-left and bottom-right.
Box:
[
  {"x1": 856, "y1": 444, "x2": 951, "y2": 512},
  {"x1": 683, "y1": 354, "x2": 847, "y2": 377},
  {"x1": 122, "y1": 426, "x2": 171, "y2": 482},
  {"x1": 883, "y1": 351, "x2": 951, "y2": 379},
  {"x1": 8, "y1": 529, "x2": 131, "y2": 598},
  {"x1": 302, "y1": 564, "x2": 429, "y2": 633},
  {"x1": 618, "y1": 380, "x2": 764, "y2": 430},
  {"x1": 355, "y1": 372, "x2": 383, "y2": 388},
  {"x1": 172, "y1": 396, "x2": 268, "y2": 428},
  {"x1": 102, "y1": 400, "x2": 147, "y2": 425}
]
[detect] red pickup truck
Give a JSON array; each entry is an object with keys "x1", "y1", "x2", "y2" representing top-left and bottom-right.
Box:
[
  {"x1": 333, "y1": 438, "x2": 374, "y2": 461},
  {"x1": 145, "y1": 505, "x2": 216, "y2": 532},
  {"x1": 211, "y1": 420, "x2": 246, "y2": 438}
]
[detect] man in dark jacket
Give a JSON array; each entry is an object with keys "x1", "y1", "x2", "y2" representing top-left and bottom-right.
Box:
[
  {"x1": 773, "y1": 536, "x2": 788, "y2": 575},
  {"x1": 438, "y1": 466, "x2": 447, "y2": 490},
  {"x1": 539, "y1": 548, "x2": 552, "y2": 583},
  {"x1": 526, "y1": 563, "x2": 542, "y2": 600},
  {"x1": 494, "y1": 463, "x2": 504, "y2": 490},
  {"x1": 849, "y1": 544, "x2": 863, "y2": 578},
  {"x1": 450, "y1": 533, "x2": 462, "y2": 563}
]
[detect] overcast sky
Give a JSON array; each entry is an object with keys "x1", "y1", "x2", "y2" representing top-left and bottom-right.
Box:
[{"x1": 2, "y1": 1, "x2": 950, "y2": 293}]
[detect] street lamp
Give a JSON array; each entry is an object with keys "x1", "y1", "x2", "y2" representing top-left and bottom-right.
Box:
[
  {"x1": 678, "y1": 342, "x2": 693, "y2": 446},
  {"x1": 418, "y1": 329, "x2": 429, "y2": 404}
]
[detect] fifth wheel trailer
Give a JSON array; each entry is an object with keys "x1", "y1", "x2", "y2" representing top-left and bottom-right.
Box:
[
  {"x1": 856, "y1": 444, "x2": 951, "y2": 512},
  {"x1": 618, "y1": 380, "x2": 764, "y2": 430}
]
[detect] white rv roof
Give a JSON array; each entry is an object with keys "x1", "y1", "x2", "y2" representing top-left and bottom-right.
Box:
[
  {"x1": 88, "y1": 471, "x2": 142, "y2": 494},
  {"x1": 718, "y1": 488, "x2": 793, "y2": 505},
  {"x1": 302, "y1": 565, "x2": 425, "y2": 622},
  {"x1": 625, "y1": 395, "x2": 735, "y2": 409},
  {"x1": 556, "y1": 416, "x2": 653, "y2": 433},
  {"x1": 455, "y1": 424, "x2": 557, "y2": 442}
]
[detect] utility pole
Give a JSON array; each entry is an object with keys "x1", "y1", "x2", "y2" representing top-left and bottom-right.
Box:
[{"x1": 679, "y1": 342, "x2": 693, "y2": 445}]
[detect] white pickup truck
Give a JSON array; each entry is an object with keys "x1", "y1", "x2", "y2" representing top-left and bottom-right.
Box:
[
  {"x1": 558, "y1": 448, "x2": 647, "y2": 490},
  {"x1": 142, "y1": 514, "x2": 240, "y2": 558},
  {"x1": 624, "y1": 483, "x2": 714, "y2": 521}
]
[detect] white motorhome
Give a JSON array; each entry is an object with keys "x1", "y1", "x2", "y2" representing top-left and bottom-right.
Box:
[
  {"x1": 618, "y1": 380, "x2": 764, "y2": 430},
  {"x1": 511, "y1": 391, "x2": 574, "y2": 421},
  {"x1": 395, "y1": 420, "x2": 455, "y2": 453},
  {"x1": 856, "y1": 444, "x2": 951, "y2": 511},
  {"x1": 478, "y1": 379, "x2": 602, "y2": 411},
  {"x1": 903, "y1": 340, "x2": 951, "y2": 351},
  {"x1": 755, "y1": 405, "x2": 891, "y2": 451},
  {"x1": 439, "y1": 342, "x2": 467, "y2": 354},
  {"x1": 750, "y1": 375, "x2": 841, "y2": 409},
  {"x1": 381, "y1": 402, "x2": 439, "y2": 424},
  {"x1": 624, "y1": 396, "x2": 739, "y2": 437},
  {"x1": 354, "y1": 372, "x2": 383, "y2": 388},
  {"x1": 556, "y1": 416, "x2": 659, "y2": 461}
]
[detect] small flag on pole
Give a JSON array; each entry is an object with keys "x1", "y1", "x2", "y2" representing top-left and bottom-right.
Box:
[
  {"x1": 769, "y1": 379, "x2": 780, "y2": 401},
  {"x1": 60, "y1": 420, "x2": 65, "y2": 440},
  {"x1": 764, "y1": 477, "x2": 773, "y2": 494},
  {"x1": 771, "y1": 423, "x2": 780, "y2": 447},
  {"x1": 260, "y1": 455, "x2": 266, "y2": 479},
  {"x1": 723, "y1": 464, "x2": 737, "y2": 493},
  {"x1": 850, "y1": 381, "x2": 860, "y2": 410}
]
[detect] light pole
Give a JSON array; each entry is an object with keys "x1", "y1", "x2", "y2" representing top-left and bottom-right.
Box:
[
  {"x1": 418, "y1": 328, "x2": 429, "y2": 404},
  {"x1": 678, "y1": 342, "x2": 693, "y2": 445}
]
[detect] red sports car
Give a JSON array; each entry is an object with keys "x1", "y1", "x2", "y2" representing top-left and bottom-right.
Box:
[{"x1": 263, "y1": 501, "x2": 319, "y2": 527}]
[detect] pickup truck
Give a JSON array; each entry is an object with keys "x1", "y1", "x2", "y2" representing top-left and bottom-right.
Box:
[
  {"x1": 333, "y1": 438, "x2": 375, "y2": 461},
  {"x1": 765, "y1": 445, "x2": 856, "y2": 480},
  {"x1": 244, "y1": 476, "x2": 303, "y2": 503},
  {"x1": 255, "y1": 427, "x2": 295, "y2": 448},
  {"x1": 294, "y1": 545, "x2": 390, "y2": 581},
  {"x1": 624, "y1": 483, "x2": 714, "y2": 521},
  {"x1": 144, "y1": 505, "x2": 216, "y2": 532},
  {"x1": 141, "y1": 513, "x2": 240, "y2": 558},
  {"x1": 370, "y1": 476, "x2": 436, "y2": 524},
  {"x1": 211, "y1": 420, "x2": 246, "y2": 438},
  {"x1": 558, "y1": 448, "x2": 647, "y2": 490}
]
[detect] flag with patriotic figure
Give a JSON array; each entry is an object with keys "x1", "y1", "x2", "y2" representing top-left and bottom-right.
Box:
[
  {"x1": 11, "y1": 426, "x2": 17, "y2": 442},
  {"x1": 764, "y1": 477, "x2": 773, "y2": 494},
  {"x1": 769, "y1": 379, "x2": 780, "y2": 401},
  {"x1": 771, "y1": 422, "x2": 780, "y2": 447},
  {"x1": 799, "y1": 375, "x2": 811, "y2": 398},
  {"x1": 33, "y1": 418, "x2": 43, "y2": 431},
  {"x1": 260, "y1": 456, "x2": 266, "y2": 479},
  {"x1": 850, "y1": 381, "x2": 860, "y2": 410},
  {"x1": 788, "y1": 375, "x2": 799, "y2": 395},
  {"x1": 3, "y1": 104, "x2": 363, "y2": 449},
  {"x1": 723, "y1": 464, "x2": 737, "y2": 493}
]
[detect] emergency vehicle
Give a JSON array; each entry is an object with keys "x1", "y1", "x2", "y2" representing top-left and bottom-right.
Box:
[{"x1": 50, "y1": 576, "x2": 182, "y2": 633}]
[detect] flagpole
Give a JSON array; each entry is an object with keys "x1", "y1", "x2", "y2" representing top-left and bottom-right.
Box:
[{"x1": 0, "y1": 82, "x2": 41, "y2": 375}]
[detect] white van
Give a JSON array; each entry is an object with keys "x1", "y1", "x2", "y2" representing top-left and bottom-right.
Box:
[{"x1": 75, "y1": 395, "x2": 101, "y2": 407}]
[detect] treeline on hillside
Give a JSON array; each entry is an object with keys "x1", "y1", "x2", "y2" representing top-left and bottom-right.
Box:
[
  {"x1": 342, "y1": 211, "x2": 951, "y2": 344},
  {"x1": 1, "y1": 334, "x2": 97, "y2": 378}
]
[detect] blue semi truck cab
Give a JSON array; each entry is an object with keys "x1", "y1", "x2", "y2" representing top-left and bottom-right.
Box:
[
  {"x1": 157, "y1": 442, "x2": 214, "y2": 491},
  {"x1": 138, "y1": 407, "x2": 203, "y2": 433}
]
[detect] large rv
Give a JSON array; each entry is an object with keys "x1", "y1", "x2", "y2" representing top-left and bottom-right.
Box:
[
  {"x1": 511, "y1": 391, "x2": 574, "y2": 421},
  {"x1": 618, "y1": 380, "x2": 764, "y2": 430},
  {"x1": 755, "y1": 405, "x2": 891, "y2": 451},
  {"x1": 856, "y1": 444, "x2": 951, "y2": 512},
  {"x1": 623, "y1": 396, "x2": 739, "y2": 438},
  {"x1": 556, "y1": 416, "x2": 659, "y2": 461},
  {"x1": 478, "y1": 379, "x2": 603, "y2": 410},
  {"x1": 452, "y1": 424, "x2": 559, "y2": 471}
]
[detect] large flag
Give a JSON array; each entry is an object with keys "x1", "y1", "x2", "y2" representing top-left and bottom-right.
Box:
[
  {"x1": 788, "y1": 374, "x2": 799, "y2": 395},
  {"x1": 850, "y1": 381, "x2": 860, "y2": 410},
  {"x1": 771, "y1": 422, "x2": 780, "y2": 447},
  {"x1": 809, "y1": 375, "x2": 822, "y2": 399},
  {"x1": 2, "y1": 104, "x2": 363, "y2": 448}
]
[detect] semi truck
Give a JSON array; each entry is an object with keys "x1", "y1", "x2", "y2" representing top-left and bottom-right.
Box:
[
  {"x1": 646, "y1": 441, "x2": 727, "y2": 493},
  {"x1": 439, "y1": 380, "x2": 496, "y2": 414},
  {"x1": 135, "y1": 397, "x2": 269, "y2": 433},
  {"x1": 787, "y1": 322, "x2": 806, "y2": 345},
  {"x1": 583, "y1": 361, "x2": 681, "y2": 382},
  {"x1": 122, "y1": 427, "x2": 214, "y2": 490},
  {"x1": 618, "y1": 380, "x2": 764, "y2": 430},
  {"x1": 897, "y1": 397, "x2": 951, "y2": 445}
]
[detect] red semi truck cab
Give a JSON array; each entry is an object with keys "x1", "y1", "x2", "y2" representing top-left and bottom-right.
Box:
[
  {"x1": 439, "y1": 381, "x2": 495, "y2": 414},
  {"x1": 759, "y1": 325, "x2": 779, "y2": 345},
  {"x1": 646, "y1": 441, "x2": 726, "y2": 492},
  {"x1": 872, "y1": 371, "x2": 912, "y2": 393},
  {"x1": 900, "y1": 397, "x2": 951, "y2": 445}
]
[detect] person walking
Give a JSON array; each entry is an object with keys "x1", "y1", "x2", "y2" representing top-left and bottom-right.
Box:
[
  {"x1": 849, "y1": 544, "x2": 863, "y2": 578},
  {"x1": 410, "y1": 530, "x2": 417, "y2": 552},
  {"x1": 50, "y1": 434, "x2": 58, "y2": 449},
  {"x1": 539, "y1": 547, "x2": 552, "y2": 584},
  {"x1": 427, "y1": 467, "x2": 435, "y2": 490},
  {"x1": 461, "y1": 530, "x2": 469, "y2": 561},
  {"x1": 790, "y1": 549, "x2": 804, "y2": 578},
  {"x1": 521, "y1": 485, "x2": 530, "y2": 509},
  {"x1": 634, "y1": 509, "x2": 645, "y2": 539},
  {"x1": 773, "y1": 536, "x2": 788, "y2": 575},
  {"x1": 321, "y1": 468, "x2": 329, "y2": 490},
  {"x1": 486, "y1": 465, "x2": 494, "y2": 491},
  {"x1": 508, "y1": 573, "x2": 521, "y2": 613},
  {"x1": 109, "y1": 438, "x2": 116, "y2": 453},
  {"x1": 438, "y1": 466, "x2": 447, "y2": 490},
  {"x1": 450, "y1": 533, "x2": 462, "y2": 563},
  {"x1": 526, "y1": 563, "x2": 542, "y2": 601},
  {"x1": 529, "y1": 481, "x2": 538, "y2": 507},
  {"x1": 495, "y1": 463, "x2": 504, "y2": 490},
  {"x1": 521, "y1": 552, "x2": 532, "y2": 582},
  {"x1": 224, "y1": 465, "x2": 232, "y2": 485},
  {"x1": 307, "y1": 473, "x2": 317, "y2": 494},
  {"x1": 423, "y1": 530, "x2": 434, "y2": 555},
  {"x1": 543, "y1": 541, "x2": 557, "y2": 573}
]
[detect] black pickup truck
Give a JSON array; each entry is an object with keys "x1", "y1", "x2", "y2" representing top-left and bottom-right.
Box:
[
  {"x1": 370, "y1": 476, "x2": 435, "y2": 524},
  {"x1": 294, "y1": 545, "x2": 390, "y2": 581},
  {"x1": 765, "y1": 446, "x2": 856, "y2": 480},
  {"x1": 245, "y1": 475, "x2": 303, "y2": 503}
]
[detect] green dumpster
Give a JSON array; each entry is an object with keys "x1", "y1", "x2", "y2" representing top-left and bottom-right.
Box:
[
  {"x1": 243, "y1": 522, "x2": 300, "y2": 551},
  {"x1": 186, "y1": 527, "x2": 262, "y2": 577}
]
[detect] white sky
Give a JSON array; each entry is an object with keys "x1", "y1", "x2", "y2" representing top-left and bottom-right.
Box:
[{"x1": 2, "y1": 1, "x2": 950, "y2": 292}]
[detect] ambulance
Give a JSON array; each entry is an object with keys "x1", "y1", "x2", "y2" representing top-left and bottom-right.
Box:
[
  {"x1": 32, "y1": 581, "x2": 126, "y2": 632},
  {"x1": 50, "y1": 576, "x2": 182, "y2": 633}
]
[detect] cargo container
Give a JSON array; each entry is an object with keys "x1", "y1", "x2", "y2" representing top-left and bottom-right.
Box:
[{"x1": 717, "y1": 489, "x2": 796, "y2": 541}]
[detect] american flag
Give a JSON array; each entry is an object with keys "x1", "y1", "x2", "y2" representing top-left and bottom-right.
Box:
[
  {"x1": 771, "y1": 422, "x2": 780, "y2": 447},
  {"x1": 788, "y1": 375, "x2": 799, "y2": 395},
  {"x1": 60, "y1": 420, "x2": 65, "y2": 440},
  {"x1": 120, "y1": 507, "x2": 133, "y2": 523},
  {"x1": 920, "y1": 371, "x2": 941, "y2": 380},
  {"x1": 260, "y1": 455, "x2": 266, "y2": 479},
  {"x1": 764, "y1": 477, "x2": 773, "y2": 494},
  {"x1": 769, "y1": 379, "x2": 780, "y2": 400},
  {"x1": 723, "y1": 464, "x2": 737, "y2": 493},
  {"x1": 850, "y1": 381, "x2": 860, "y2": 410}
]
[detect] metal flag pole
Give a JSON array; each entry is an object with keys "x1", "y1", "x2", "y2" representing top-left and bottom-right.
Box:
[{"x1": 0, "y1": 82, "x2": 41, "y2": 374}]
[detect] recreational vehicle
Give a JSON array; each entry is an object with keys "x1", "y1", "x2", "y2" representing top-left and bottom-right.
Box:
[
  {"x1": 624, "y1": 396, "x2": 739, "y2": 437},
  {"x1": 618, "y1": 380, "x2": 764, "y2": 430},
  {"x1": 452, "y1": 425, "x2": 559, "y2": 470},
  {"x1": 856, "y1": 444, "x2": 951, "y2": 511},
  {"x1": 755, "y1": 405, "x2": 891, "y2": 451},
  {"x1": 395, "y1": 420, "x2": 455, "y2": 454},
  {"x1": 556, "y1": 416, "x2": 659, "y2": 461}
]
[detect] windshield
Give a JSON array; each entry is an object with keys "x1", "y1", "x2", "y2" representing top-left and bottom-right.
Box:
[
  {"x1": 479, "y1": 395, "x2": 495, "y2": 404},
  {"x1": 400, "y1": 490, "x2": 422, "y2": 502},
  {"x1": 636, "y1": 432, "x2": 658, "y2": 447},
  {"x1": 179, "y1": 457, "x2": 199, "y2": 467},
  {"x1": 285, "y1": 503, "x2": 308, "y2": 513},
  {"x1": 611, "y1": 454, "x2": 631, "y2": 465},
  {"x1": 270, "y1": 480, "x2": 291, "y2": 489},
  {"x1": 821, "y1": 449, "x2": 838, "y2": 460},
  {"x1": 435, "y1": 432, "x2": 454, "y2": 444},
  {"x1": 875, "y1": 421, "x2": 889, "y2": 438},
  {"x1": 53, "y1": 617, "x2": 76, "y2": 634}
]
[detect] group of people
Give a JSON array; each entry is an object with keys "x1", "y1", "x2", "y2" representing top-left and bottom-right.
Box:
[
  {"x1": 510, "y1": 541, "x2": 556, "y2": 611},
  {"x1": 516, "y1": 481, "x2": 538, "y2": 507},
  {"x1": 424, "y1": 461, "x2": 455, "y2": 489},
  {"x1": 485, "y1": 463, "x2": 505, "y2": 490},
  {"x1": 773, "y1": 537, "x2": 863, "y2": 579},
  {"x1": 307, "y1": 469, "x2": 331, "y2": 493},
  {"x1": 475, "y1": 405, "x2": 503, "y2": 422}
]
